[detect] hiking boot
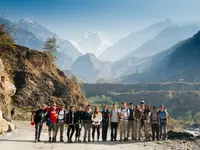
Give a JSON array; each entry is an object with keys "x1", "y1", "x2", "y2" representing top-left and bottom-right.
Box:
[
  {"x1": 60, "y1": 139, "x2": 64, "y2": 142},
  {"x1": 78, "y1": 139, "x2": 82, "y2": 143},
  {"x1": 49, "y1": 137, "x2": 52, "y2": 142},
  {"x1": 34, "y1": 139, "x2": 38, "y2": 143},
  {"x1": 83, "y1": 139, "x2": 86, "y2": 143},
  {"x1": 38, "y1": 139, "x2": 41, "y2": 142},
  {"x1": 52, "y1": 137, "x2": 56, "y2": 143},
  {"x1": 88, "y1": 140, "x2": 91, "y2": 142}
]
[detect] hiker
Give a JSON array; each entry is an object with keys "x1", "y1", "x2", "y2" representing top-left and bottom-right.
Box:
[
  {"x1": 83, "y1": 105, "x2": 92, "y2": 142},
  {"x1": 110, "y1": 103, "x2": 119, "y2": 141},
  {"x1": 66, "y1": 106, "x2": 76, "y2": 143},
  {"x1": 140, "y1": 100, "x2": 146, "y2": 129},
  {"x1": 46, "y1": 103, "x2": 58, "y2": 142},
  {"x1": 11, "y1": 108, "x2": 15, "y2": 119},
  {"x1": 55, "y1": 104, "x2": 66, "y2": 142},
  {"x1": 92, "y1": 106, "x2": 102, "y2": 142},
  {"x1": 75, "y1": 105, "x2": 84, "y2": 142},
  {"x1": 127, "y1": 102, "x2": 134, "y2": 140},
  {"x1": 134, "y1": 105, "x2": 142, "y2": 140},
  {"x1": 144, "y1": 105, "x2": 151, "y2": 141},
  {"x1": 158, "y1": 105, "x2": 168, "y2": 140},
  {"x1": 102, "y1": 105, "x2": 110, "y2": 141},
  {"x1": 31, "y1": 104, "x2": 48, "y2": 143},
  {"x1": 150, "y1": 106, "x2": 160, "y2": 141},
  {"x1": 119, "y1": 101, "x2": 130, "y2": 141}
]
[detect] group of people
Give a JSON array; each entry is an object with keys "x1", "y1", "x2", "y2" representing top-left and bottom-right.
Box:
[{"x1": 31, "y1": 101, "x2": 169, "y2": 143}]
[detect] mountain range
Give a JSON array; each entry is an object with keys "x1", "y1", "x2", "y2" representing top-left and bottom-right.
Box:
[
  {"x1": 98, "y1": 19, "x2": 174, "y2": 62},
  {"x1": 1, "y1": 17, "x2": 200, "y2": 83},
  {"x1": 120, "y1": 31, "x2": 200, "y2": 83}
]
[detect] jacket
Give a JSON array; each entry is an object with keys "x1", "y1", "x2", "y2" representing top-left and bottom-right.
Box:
[
  {"x1": 75, "y1": 110, "x2": 84, "y2": 124},
  {"x1": 66, "y1": 111, "x2": 76, "y2": 125},
  {"x1": 83, "y1": 111, "x2": 92, "y2": 123},
  {"x1": 33, "y1": 109, "x2": 48, "y2": 123}
]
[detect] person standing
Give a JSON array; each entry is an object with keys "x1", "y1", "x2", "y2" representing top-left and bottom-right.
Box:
[
  {"x1": 31, "y1": 104, "x2": 48, "y2": 143},
  {"x1": 110, "y1": 104, "x2": 119, "y2": 141},
  {"x1": 46, "y1": 103, "x2": 58, "y2": 142},
  {"x1": 127, "y1": 103, "x2": 134, "y2": 140},
  {"x1": 134, "y1": 105, "x2": 142, "y2": 140},
  {"x1": 144, "y1": 105, "x2": 151, "y2": 141},
  {"x1": 119, "y1": 101, "x2": 130, "y2": 141},
  {"x1": 102, "y1": 105, "x2": 110, "y2": 141},
  {"x1": 55, "y1": 104, "x2": 66, "y2": 142},
  {"x1": 158, "y1": 105, "x2": 168, "y2": 140},
  {"x1": 83, "y1": 105, "x2": 92, "y2": 142},
  {"x1": 11, "y1": 108, "x2": 15, "y2": 119},
  {"x1": 140, "y1": 100, "x2": 146, "y2": 129},
  {"x1": 92, "y1": 106, "x2": 102, "y2": 142},
  {"x1": 150, "y1": 106, "x2": 160, "y2": 141},
  {"x1": 75, "y1": 105, "x2": 84, "y2": 142},
  {"x1": 66, "y1": 106, "x2": 76, "y2": 143}
]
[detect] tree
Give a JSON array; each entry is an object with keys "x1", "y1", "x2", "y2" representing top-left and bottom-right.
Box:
[
  {"x1": 194, "y1": 112, "x2": 200, "y2": 121},
  {"x1": 43, "y1": 37, "x2": 59, "y2": 60}
]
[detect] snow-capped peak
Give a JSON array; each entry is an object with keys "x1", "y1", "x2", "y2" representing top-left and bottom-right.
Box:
[
  {"x1": 71, "y1": 30, "x2": 112, "y2": 56},
  {"x1": 18, "y1": 18, "x2": 35, "y2": 24}
]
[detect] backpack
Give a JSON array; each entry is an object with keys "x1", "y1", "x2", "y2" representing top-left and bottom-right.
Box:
[{"x1": 158, "y1": 110, "x2": 166, "y2": 120}]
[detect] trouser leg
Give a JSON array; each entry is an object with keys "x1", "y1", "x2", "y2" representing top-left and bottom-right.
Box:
[
  {"x1": 88, "y1": 123, "x2": 91, "y2": 141},
  {"x1": 38, "y1": 123, "x2": 43, "y2": 140},
  {"x1": 35, "y1": 123, "x2": 39, "y2": 140},
  {"x1": 92, "y1": 125, "x2": 95, "y2": 140},
  {"x1": 115, "y1": 123, "x2": 118, "y2": 140},
  {"x1": 111, "y1": 122, "x2": 114, "y2": 140},
  {"x1": 60, "y1": 122, "x2": 64, "y2": 140},
  {"x1": 67, "y1": 126, "x2": 71, "y2": 139},
  {"x1": 83, "y1": 123, "x2": 87, "y2": 141},
  {"x1": 70, "y1": 125, "x2": 75, "y2": 139},
  {"x1": 124, "y1": 121, "x2": 128, "y2": 139},
  {"x1": 127, "y1": 121, "x2": 130, "y2": 138},
  {"x1": 97, "y1": 125, "x2": 100, "y2": 140},
  {"x1": 134, "y1": 121, "x2": 137, "y2": 139},
  {"x1": 160, "y1": 123, "x2": 163, "y2": 139},
  {"x1": 151, "y1": 124, "x2": 155, "y2": 141}
]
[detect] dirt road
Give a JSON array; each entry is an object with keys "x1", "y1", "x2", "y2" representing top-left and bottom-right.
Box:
[{"x1": 0, "y1": 121, "x2": 198, "y2": 150}]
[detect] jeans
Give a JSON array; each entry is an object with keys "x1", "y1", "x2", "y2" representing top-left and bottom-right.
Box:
[
  {"x1": 75, "y1": 124, "x2": 82, "y2": 140},
  {"x1": 160, "y1": 122, "x2": 167, "y2": 139},
  {"x1": 134, "y1": 120, "x2": 142, "y2": 140},
  {"x1": 67, "y1": 125, "x2": 75, "y2": 140},
  {"x1": 35, "y1": 122, "x2": 43, "y2": 140},
  {"x1": 102, "y1": 122, "x2": 109, "y2": 141},
  {"x1": 56, "y1": 122, "x2": 65, "y2": 140},
  {"x1": 83, "y1": 122, "x2": 92, "y2": 141},
  {"x1": 92, "y1": 125, "x2": 100, "y2": 140},
  {"x1": 151, "y1": 124, "x2": 159, "y2": 141},
  {"x1": 120, "y1": 120, "x2": 128, "y2": 140},
  {"x1": 127, "y1": 120, "x2": 134, "y2": 139},
  {"x1": 111, "y1": 122, "x2": 118, "y2": 140}
]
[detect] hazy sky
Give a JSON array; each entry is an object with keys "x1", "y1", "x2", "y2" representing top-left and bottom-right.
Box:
[{"x1": 1, "y1": 0, "x2": 200, "y2": 41}]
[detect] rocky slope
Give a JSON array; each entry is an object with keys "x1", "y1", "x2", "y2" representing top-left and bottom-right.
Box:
[{"x1": 0, "y1": 43, "x2": 86, "y2": 114}]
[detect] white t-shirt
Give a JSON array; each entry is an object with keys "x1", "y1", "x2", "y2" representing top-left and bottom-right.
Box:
[
  {"x1": 58, "y1": 110, "x2": 65, "y2": 121},
  {"x1": 111, "y1": 109, "x2": 118, "y2": 123},
  {"x1": 119, "y1": 108, "x2": 130, "y2": 121}
]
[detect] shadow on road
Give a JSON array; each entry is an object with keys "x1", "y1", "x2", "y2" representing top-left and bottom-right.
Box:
[{"x1": 0, "y1": 139, "x2": 150, "y2": 145}]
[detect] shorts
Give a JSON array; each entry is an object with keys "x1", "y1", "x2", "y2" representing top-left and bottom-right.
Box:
[{"x1": 48, "y1": 122, "x2": 57, "y2": 131}]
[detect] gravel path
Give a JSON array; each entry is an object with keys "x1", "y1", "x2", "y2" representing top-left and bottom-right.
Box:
[{"x1": 0, "y1": 121, "x2": 198, "y2": 150}]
